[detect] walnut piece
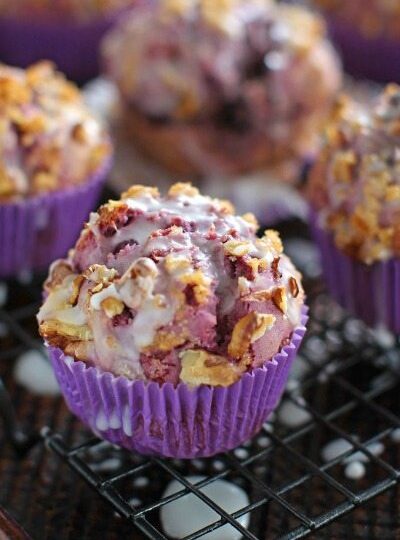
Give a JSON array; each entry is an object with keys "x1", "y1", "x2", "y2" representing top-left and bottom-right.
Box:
[
  {"x1": 168, "y1": 182, "x2": 199, "y2": 198},
  {"x1": 224, "y1": 239, "x2": 252, "y2": 257},
  {"x1": 40, "y1": 320, "x2": 93, "y2": 342},
  {"x1": 180, "y1": 270, "x2": 211, "y2": 304},
  {"x1": 122, "y1": 184, "x2": 160, "y2": 199},
  {"x1": 272, "y1": 286, "x2": 288, "y2": 314},
  {"x1": 68, "y1": 275, "x2": 85, "y2": 306},
  {"x1": 180, "y1": 349, "x2": 242, "y2": 387},
  {"x1": 44, "y1": 261, "x2": 74, "y2": 292},
  {"x1": 101, "y1": 297, "x2": 125, "y2": 318},
  {"x1": 241, "y1": 212, "x2": 259, "y2": 230},
  {"x1": 289, "y1": 277, "x2": 300, "y2": 298},
  {"x1": 228, "y1": 312, "x2": 276, "y2": 359}
]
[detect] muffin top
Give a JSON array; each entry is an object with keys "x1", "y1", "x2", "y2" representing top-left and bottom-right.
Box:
[
  {"x1": 103, "y1": 0, "x2": 341, "y2": 132},
  {"x1": 308, "y1": 85, "x2": 400, "y2": 264},
  {"x1": 313, "y1": 0, "x2": 400, "y2": 39},
  {"x1": 38, "y1": 183, "x2": 305, "y2": 387},
  {"x1": 0, "y1": 62, "x2": 111, "y2": 202},
  {"x1": 0, "y1": 0, "x2": 136, "y2": 21}
]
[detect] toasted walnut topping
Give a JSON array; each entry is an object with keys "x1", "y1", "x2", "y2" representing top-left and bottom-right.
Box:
[
  {"x1": 272, "y1": 286, "x2": 287, "y2": 314},
  {"x1": 332, "y1": 150, "x2": 356, "y2": 183},
  {"x1": 168, "y1": 182, "x2": 199, "y2": 198},
  {"x1": 64, "y1": 341, "x2": 95, "y2": 362},
  {"x1": 263, "y1": 230, "x2": 283, "y2": 253},
  {"x1": 246, "y1": 257, "x2": 267, "y2": 277},
  {"x1": 83, "y1": 264, "x2": 118, "y2": 283},
  {"x1": 218, "y1": 199, "x2": 235, "y2": 215},
  {"x1": 271, "y1": 257, "x2": 282, "y2": 280},
  {"x1": 180, "y1": 270, "x2": 211, "y2": 304},
  {"x1": 69, "y1": 275, "x2": 85, "y2": 306},
  {"x1": 32, "y1": 172, "x2": 57, "y2": 192},
  {"x1": 386, "y1": 185, "x2": 400, "y2": 202},
  {"x1": 72, "y1": 123, "x2": 87, "y2": 144},
  {"x1": 243, "y1": 289, "x2": 273, "y2": 302},
  {"x1": 40, "y1": 320, "x2": 93, "y2": 341},
  {"x1": 101, "y1": 297, "x2": 125, "y2": 318},
  {"x1": 164, "y1": 254, "x2": 191, "y2": 274},
  {"x1": 288, "y1": 277, "x2": 300, "y2": 298},
  {"x1": 121, "y1": 184, "x2": 160, "y2": 199},
  {"x1": 0, "y1": 77, "x2": 31, "y2": 106},
  {"x1": 224, "y1": 239, "x2": 252, "y2": 257},
  {"x1": 228, "y1": 312, "x2": 276, "y2": 359},
  {"x1": 241, "y1": 212, "x2": 259, "y2": 229},
  {"x1": 144, "y1": 329, "x2": 187, "y2": 353},
  {"x1": 129, "y1": 257, "x2": 158, "y2": 279},
  {"x1": 44, "y1": 261, "x2": 74, "y2": 292},
  {"x1": 180, "y1": 349, "x2": 242, "y2": 387},
  {"x1": 162, "y1": 0, "x2": 189, "y2": 16}
]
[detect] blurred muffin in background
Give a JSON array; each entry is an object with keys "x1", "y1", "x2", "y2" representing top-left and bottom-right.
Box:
[
  {"x1": 102, "y1": 0, "x2": 342, "y2": 178},
  {"x1": 0, "y1": 61, "x2": 112, "y2": 277},
  {"x1": 0, "y1": 0, "x2": 141, "y2": 83},
  {"x1": 312, "y1": 0, "x2": 400, "y2": 83},
  {"x1": 308, "y1": 84, "x2": 400, "y2": 332}
]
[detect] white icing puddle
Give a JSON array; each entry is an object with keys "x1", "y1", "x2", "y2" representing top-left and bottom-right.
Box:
[
  {"x1": 14, "y1": 349, "x2": 60, "y2": 396},
  {"x1": 344, "y1": 461, "x2": 366, "y2": 480},
  {"x1": 0, "y1": 282, "x2": 7, "y2": 307},
  {"x1": 90, "y1": 458, "x2": 122, "y2": 473},
  {"x1": 370, "y1": 325, "x2": 396, "y2": 349},
  {"x1": 390, "y1": 428, "x2": 400, "y2": 443},
  {"x1": 277, "y1": 399, "x2": 311, "y2": 428},
  {"x1": 160, "y1": 476, "x2": 250, "y2": 540},
  {"x1": 321, "y1": 437, "x2": 386, "y2": 480},
  {"x1": 321, "y1": 437, "x2": 356, "y2": 463}
]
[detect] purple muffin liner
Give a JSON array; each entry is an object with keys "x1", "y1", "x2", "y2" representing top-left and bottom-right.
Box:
[
  {"x1": 0, "y1": 8, "x2": 135, "y2": 83},
  {"x1": 326, "y1": 16, "x2": 400, "y2": 83},
  {"x1": 0, "y1": 158, "x2": 111, "y2": 279},
  {"x1": 310, "y1": 211, "x2": 400, "y2": 333},
  {"x1": 49, "y1": 308, "x2": 308, "y2": 458}
]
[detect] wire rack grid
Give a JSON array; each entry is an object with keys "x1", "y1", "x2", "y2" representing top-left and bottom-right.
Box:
[{"x1": 0, "y1": 221, "x2": 400, "y2": 540}]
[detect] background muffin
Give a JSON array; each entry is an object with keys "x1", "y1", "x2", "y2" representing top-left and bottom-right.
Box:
[
  {"x1": 0, "y1": 62, "x2": 112, "y2": 276},
  {"x1": 39, "y1": 183, "x2": 307, "y2": 457},
  {"x1": 308, "y1": 85, "x2": 400, "y2": 331},
  {"x1": 312, "y1": 0, "x2": 400, "y2": 83},
  {"x1": 0, "y1": 0, "x2": 140, "y2": 82},
  {"x1": 103, "y1": 0, "x2": 342, "y2": 177}
]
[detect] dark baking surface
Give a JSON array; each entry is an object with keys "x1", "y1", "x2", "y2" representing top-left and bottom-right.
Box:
[{"x1": 0, "y1": 216, "x2": 400, "y2": 540}]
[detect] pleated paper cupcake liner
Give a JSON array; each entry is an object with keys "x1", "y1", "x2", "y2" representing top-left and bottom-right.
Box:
[
  {"x1": 310, "y1": 212, "x2": 400, "y2": 333},
  {"x1": 0, "y1": 10, "x2": 132, "y2": 83},
  {"x1": 49, "y1": 308, "x2": 308, "y2": 458},
  {"x1": 326, "y1": 16, "x2": 400, "y2": 84},
  {"x1": 0, "y1": 158, "x2": 111, "y2": 279}
]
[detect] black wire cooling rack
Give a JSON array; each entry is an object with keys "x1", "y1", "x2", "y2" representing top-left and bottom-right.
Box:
[{"x1": 0, "y1": 220, "x2": 400, "y2": 540}]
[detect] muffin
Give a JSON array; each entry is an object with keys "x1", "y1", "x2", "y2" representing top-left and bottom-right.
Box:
[
  {"x1": 38, "y1": 183, "x2": 307, "y2": 457},
  {"x1": 0, "y1": 61, "x2": 112, "y2": 277},
  {"x1": 102, "y1": 0, "x2": 342, "y2": 177},
  {"x1": 312, "y1": 0, "x2": 400, "y2": 83},
  {"x1": 308, "y1": 85, "x2": 400, "y2": 332},
  {"x1": 0, "y1": 0, "x2": 140, "y2": 83}
]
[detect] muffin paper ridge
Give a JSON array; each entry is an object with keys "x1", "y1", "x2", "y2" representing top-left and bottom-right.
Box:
[
  {"x1": 326, "y1": 16, "x2": 400, "y2": 83},
  {"x1": 310, "y1": 210, "x2": 400, "y2": 333},
  {"x1": 0, "y1": 14, "x2": 128, "y2": 83},
  {"x1": 0, "y1": 157, "x2": 111, "y2": 278},
  {"x1": 49, "y1": 307, "x2": 308, "y2": 458}
]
